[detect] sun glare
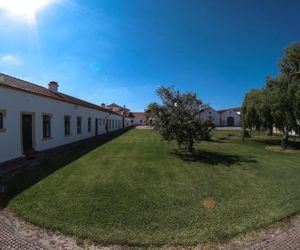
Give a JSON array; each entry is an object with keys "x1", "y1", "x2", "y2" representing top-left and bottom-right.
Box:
[{"x1": 0, "y1": 0, "x2": 52, "y2": 22}]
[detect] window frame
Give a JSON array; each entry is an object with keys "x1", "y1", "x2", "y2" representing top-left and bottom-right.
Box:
[
  {"x1": 42, "y1": 113, "x2": 52, "y2": 139},
  {"x1": 88, "y1": 117, "x2": 92, "y2": 132},
  {"x1": 64, "y1": 115, "x2": 71, "y2": 136},
  {"x1": 77, "y1": 116, "x2": 82, "y2": 135},
  {"x1": 0, "y1": 109, "x2": 6, "y2": 132}
]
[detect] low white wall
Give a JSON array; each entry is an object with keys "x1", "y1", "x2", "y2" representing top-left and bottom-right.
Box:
[{"x1": 0, "y1": 87, "x2": 124, "y2": 164}]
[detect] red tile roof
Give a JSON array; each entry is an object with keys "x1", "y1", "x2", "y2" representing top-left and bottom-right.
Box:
[
  {"x1": 107, "y1": 103, "x2": 122, "y2": 108},
  {"x1": 217, "y1": 107, "x2": 242, "y2": 114},
  {"x1": 107, "y1": 103, "x2": 130, "y2": 111},
  {"x1": 0, "y1": 73, "x2": 121, "y2": 116},
  {"x1": 130, "y1": 112, "x2": 146, "y2": 119}
]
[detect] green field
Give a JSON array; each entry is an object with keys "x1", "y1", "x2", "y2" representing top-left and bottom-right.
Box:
[{"x1": 7, "y1": 129, "x2": 300, "y2": 246}]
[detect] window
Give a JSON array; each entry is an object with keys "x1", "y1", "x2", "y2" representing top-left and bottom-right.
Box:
[
  {"x1": 64, "y1": 116, "x2": 71, "y2": 136},
  {"x1": 77, "y1": 117, "x2": 82, "y2": 134},
  {"x1": 88, "y1": 117, "x2": 91, "y2": 132},
  {"x1": 43, "y1": 114, "x2": 51, "y2": 138},
  {"x1": 109, "y1": 119, "x2": 111, "y2": 129},
  {"x1": 131, "y1": 120, "x2": 133, "y2": 123},
  {"x1": 140, "y1": 120, "x2": 143, "y2": 123},
  {"x1": 0, "y1": 110, "x2": 6, "y2": 132},
  {"x1": 0, "y1": 113, "x2": 3, "y2": 129}
]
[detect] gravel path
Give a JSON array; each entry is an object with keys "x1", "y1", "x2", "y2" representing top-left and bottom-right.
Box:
[
  {"x1": 245, "y1": 222, "x2": 300, "y2": 250},
  {"x1": 1, "y1": 207, "x2": 300, "y2": 250},
  {"x1": 0, "y1": 219, "x2": 44, "y2": 250}
]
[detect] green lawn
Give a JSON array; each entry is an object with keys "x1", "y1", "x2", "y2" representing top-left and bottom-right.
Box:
[{"x1": 7, "y1": 129, "x2": 300, "y2": 246}]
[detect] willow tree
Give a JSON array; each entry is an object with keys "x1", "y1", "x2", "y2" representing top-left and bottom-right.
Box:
[{"x1": 242, "y1": 43, "x2": 300, "y2": 148}]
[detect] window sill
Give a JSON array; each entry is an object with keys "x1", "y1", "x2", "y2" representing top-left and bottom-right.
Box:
[
  {"x1": 42, "y1": 137, "x2": 53, "y2": 141},
  {"x1": 0, "y1": 128, "x2": 6, "y2": 133}
]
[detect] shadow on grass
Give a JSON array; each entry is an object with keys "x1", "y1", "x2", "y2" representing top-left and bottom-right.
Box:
[
  {"x1": 252, "y1": 138, "x2": 300, "y2": 149},
  {"x1": 0, "y1": 128, "x2": 131, "y2": 208},
  {"x1": 208, "y1": 138, "x2": 228, "y2": 144},
  {"x1": 172, "y1": 149, "x2": 257, "y2": 166}
]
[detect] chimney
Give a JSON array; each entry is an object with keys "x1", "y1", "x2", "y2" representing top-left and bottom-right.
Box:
[
  {"x1": 101, "y1": 103, "x2": 106, "y2": 108},
  {"x1": 48, "y1": 81, "x2": 59, "y2": 92}
]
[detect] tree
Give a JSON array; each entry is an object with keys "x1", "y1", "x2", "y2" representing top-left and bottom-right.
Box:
[
  {"x1": 242, "y1": 43, "x2": 300, "y2": 149},
  {"x1": 241, "y1": 89, "x2": 262, "y2": 136},
  {"x1": 146, "y1": 86, "x2": 215, "y2": 152},
  {"x1": 145, "y1": 102, "x2": 159, "y2": 126},
  {"x1": 266, "y1": 75, "x2": 299, "y2": 148},
  {"x1": 256, "y1": 88, "x2": 274, "y2": 135}
]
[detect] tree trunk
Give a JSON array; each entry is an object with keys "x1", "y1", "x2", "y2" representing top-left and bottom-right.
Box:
[
  {"x1": 281, "y1": 130, "x2": 289, "y2": 149},
  {"x1": 268, "y1": 126, "x2": 273, "y2": 136},
  {"x1": 187, "y1": 140, "x2": 194, "y2": 153}
]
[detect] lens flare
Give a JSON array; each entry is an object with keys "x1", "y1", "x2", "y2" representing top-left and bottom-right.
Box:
[{"x1": 0, "y1": 0, "x2": 53, "y2": 22}]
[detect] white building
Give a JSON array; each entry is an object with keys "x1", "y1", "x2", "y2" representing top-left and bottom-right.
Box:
[
  {"x1": 199, "y1": 108, "x2": 220, "y2": 125},
  {"x1": 200, "y1": 107, "x2": 241, "y2": 127},
  {"x1": 105, "y1": 103, "x2": 147, "y2": 126},
  {"x1": 129, "y1": 112, "x2": 146, "y2": 126},
  {"x1": 218, "y1": 108, "x2": 241, "y2": 127},
  {"x1": 0, "y1": 73, "x2": 129, "y2": 164}
]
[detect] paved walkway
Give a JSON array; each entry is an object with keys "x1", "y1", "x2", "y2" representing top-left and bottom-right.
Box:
[
  {"x1": 0, "y1": 214, "x2": 300, "y2": 250},
  {"x1": 0, "y1": 220, "x2": 44, "y2": 250},
  {"x1": 245, "y1": 222, "x2": 300, "y2": 250}
]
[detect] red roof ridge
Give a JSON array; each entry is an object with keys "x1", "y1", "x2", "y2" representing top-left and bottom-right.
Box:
[
  {"x1": 217, "y1": 107, "x2": 242, "y2": 113},
  {"x1": 0, "y1": 72, "x2": 121, "y2": 116}
]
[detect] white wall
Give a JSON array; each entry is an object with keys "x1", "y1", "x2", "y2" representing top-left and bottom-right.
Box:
[
  {"x1": 0, "y1": 87, "x2": 124, "y2": 164},
  {"x1": 125, "y1": 117, "x2": 131, "y2": 127},
  {"x1": 200, "y1": 108, "x2": 220, "y2": 126},
  {"x1": 219, "y1": 110, "x2": 241, "y2": 127},
  {"x1": 130, "y1": 117, "x2": 146, "y2": 125}
]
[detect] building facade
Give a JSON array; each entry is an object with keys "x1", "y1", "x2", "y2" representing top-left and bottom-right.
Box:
[
  {"x1": 0, "y1": 73, "x2": 128, "y2": 164},
  {"x1": 200, "y1": 107, "x2": 241, "y2": 127},
  {"x1": 129, "y1": 112, "x2": 146, "y2": 126}
]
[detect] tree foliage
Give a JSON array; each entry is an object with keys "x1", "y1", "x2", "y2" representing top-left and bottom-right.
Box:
[
  {"x1": 242, "y1": 43, "x2": 300, "y2": 148},
  {"x1": 146, "y1": 86, "x2": 215, "y2": 152}
]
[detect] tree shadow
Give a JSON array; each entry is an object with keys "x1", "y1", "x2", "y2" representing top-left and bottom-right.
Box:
[
  {"x1": 252, "y1": 138, "x2": 300, "y2": 149},
  {"x1": 209, "y1": 138, "x2": 229, "y2": 143},
  {"x1": 0, "y1": 128, "x2": 131, "y2": 208},
  {"x1": 172, "y1": 149, "x2": 257, "y2": 166}
]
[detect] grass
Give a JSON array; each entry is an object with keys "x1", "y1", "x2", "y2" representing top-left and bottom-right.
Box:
[{"x1": 6, "y1": 129, "x2": 300, "y2": 246}]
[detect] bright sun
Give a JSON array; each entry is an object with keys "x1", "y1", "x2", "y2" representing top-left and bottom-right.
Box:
[{"x1": 0, "y1": 0, "x2": 52, "y2": 22}]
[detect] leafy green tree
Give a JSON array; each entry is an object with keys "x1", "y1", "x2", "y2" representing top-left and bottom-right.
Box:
[
  {"x1": 146, "y1": 86, "x2": 215, "y2": 152},
  {"x1": 241, "y1": 89, "x2": 262, "y2": 137},
  {"x1": 145, "y1": 102, "x2": 159, "y2": 126},
  {"x1": 242, "y1": 43, "x2": 300, "y2": 148},
  {"x1": 256, "y1": 88, "x2": 274, "y2": 135}
]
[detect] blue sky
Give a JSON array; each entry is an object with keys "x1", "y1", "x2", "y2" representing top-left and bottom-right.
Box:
[{"x1": 0, "y1": 0, "x2": 300, "y2": 111}]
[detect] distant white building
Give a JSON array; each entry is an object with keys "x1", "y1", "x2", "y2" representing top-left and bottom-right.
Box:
[
  {"x1": 218, "y1": 108, "x2": 241, "y2": 127},
  {"x1": 129, "y1": 112, "x2": 146, "y2": 126},
  {"x1": 0, "y1": 73, "x2": 130, "y2": 164},
  {"x1": 200, "y1": 107, "x2": 241, "y2": 127},
  {"x1": 105, "y1": 103, "x2": 146, "y2": 126},
  {"x1": 199, "y1": 108, "x2": 220, "y2": 125}
]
